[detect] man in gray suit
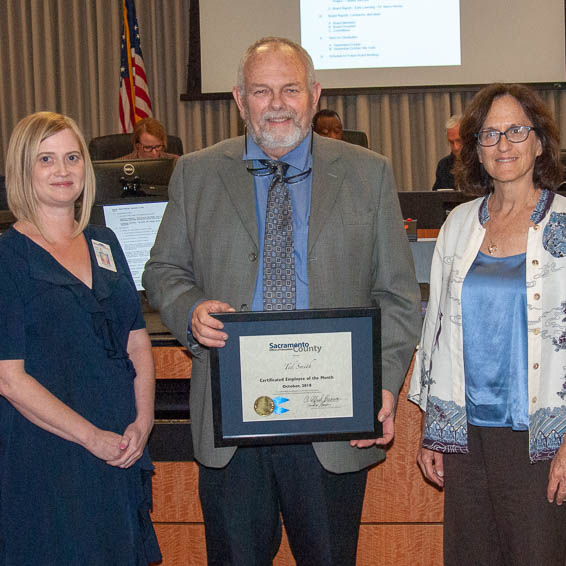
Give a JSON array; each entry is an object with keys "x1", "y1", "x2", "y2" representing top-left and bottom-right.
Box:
[{"x1": 143, "y1": 37, "x2": 420, "y2": 565}]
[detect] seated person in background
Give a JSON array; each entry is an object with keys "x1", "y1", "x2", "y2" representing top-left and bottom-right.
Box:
[
  {"x1": 119, "y1": 117, "x2": 179, "y2": 161},
  {"x1": 432, "y1": 114, "x2": 462, "y2": 190},
  {"x1": 312, "y1": 108, "x2": 343, "y2": 140}
]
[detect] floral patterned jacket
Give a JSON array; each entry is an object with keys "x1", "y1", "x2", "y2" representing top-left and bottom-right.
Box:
[{"x1": 408, "y1": 189, "x2": 566, "y2": 462}]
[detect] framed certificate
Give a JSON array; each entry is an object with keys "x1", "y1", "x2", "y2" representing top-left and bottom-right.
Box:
[{"x1": 210, "y1": 307, "x2": 381, "y2": 446}]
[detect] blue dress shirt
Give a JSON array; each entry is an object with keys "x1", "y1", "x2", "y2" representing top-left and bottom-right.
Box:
[
  {"x1": 244, "y1": 133, "x2": 313, "y2": 311},
  {"x1": 186, "y1": 134, "x2": 313, "y2": 335}
]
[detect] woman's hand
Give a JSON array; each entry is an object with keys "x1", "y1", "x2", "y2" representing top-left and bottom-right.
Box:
[
  {"x1": 417, "y1": 446, "x2": 444, "y2": 488},
  {"x1": 86, "y1": 428, "x2": 125, "y2": 462},
  {"x1": 547, "y1": 441, "x2": 566, "y2": 505},
  {"x1": 106, "y1": 418, "x2": 154, "y2": 469}
]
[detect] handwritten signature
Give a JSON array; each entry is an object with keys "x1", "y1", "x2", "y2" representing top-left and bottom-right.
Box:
[{"x1": 303, "y1": 394, "x2": 340, "y2": 408}]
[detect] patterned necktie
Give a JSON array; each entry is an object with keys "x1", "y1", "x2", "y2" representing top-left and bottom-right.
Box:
[{"x1": 262, "y1": 160, "x2": 296, "y2": 311}]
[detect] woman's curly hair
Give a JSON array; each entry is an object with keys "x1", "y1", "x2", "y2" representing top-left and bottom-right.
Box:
[{"x1": 454, "y1": 83, "x2": 563, "y2": 195}]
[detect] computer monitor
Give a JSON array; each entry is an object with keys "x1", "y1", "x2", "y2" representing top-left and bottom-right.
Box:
[
  {"x1": 92, "y1": 158, "x2": 176, "y2": 202},
  {"x1": 397, "y1": 191, "x2": 474, "y2": 229}
]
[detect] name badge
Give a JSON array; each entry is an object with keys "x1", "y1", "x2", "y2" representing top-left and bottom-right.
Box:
[{"x1": 92, "y1": 239, "x2": 117, "y2": 272}]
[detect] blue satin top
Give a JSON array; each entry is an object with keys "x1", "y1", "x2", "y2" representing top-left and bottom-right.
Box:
[{"x1": 462, "y1": 251, "x2": 528, "y2": 429}]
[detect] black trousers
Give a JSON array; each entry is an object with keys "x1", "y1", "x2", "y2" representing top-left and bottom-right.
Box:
[
  {"x1": 198, "y1": 444, "x2": 368, "y2": 566},
  {"x1": 443, "y1": 425, "x2": 566, "y2": 566}
]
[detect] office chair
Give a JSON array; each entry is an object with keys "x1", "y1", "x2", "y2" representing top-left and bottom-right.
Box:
[
  {"x1": 341, "y1": 129, "x2": 369, "y2": 149},
  {"x1": 88, "y1": 133, "x2": 184, "y2": 161}
]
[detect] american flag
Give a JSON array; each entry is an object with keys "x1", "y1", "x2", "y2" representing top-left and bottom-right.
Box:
[{"x1": 118, "y1": 0, "x2": 152, "y2": 132}]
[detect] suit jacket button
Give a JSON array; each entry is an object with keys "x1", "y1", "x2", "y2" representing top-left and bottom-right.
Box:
[{"x1": 248, "y1": 252, "x2": 257, "y2": 262}]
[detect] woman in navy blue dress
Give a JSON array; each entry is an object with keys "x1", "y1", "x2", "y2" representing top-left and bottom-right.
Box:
[{"x1": 0, "y1": 112, "x2": 161, "y2": 565}]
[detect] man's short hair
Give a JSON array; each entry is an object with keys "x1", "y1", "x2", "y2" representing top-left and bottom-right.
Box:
[
  {"x1": 445, "y1": 114, "x2": 462, "y2": 130},
  {"x1": 312, "y1": 109, "x2": 342, "y2": 129},
  {"x1": 237, "y1": 37, "x2": 316, "y2": 94}
]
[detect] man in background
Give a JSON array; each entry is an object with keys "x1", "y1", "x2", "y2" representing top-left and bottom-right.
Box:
[
  {"x1": 432, "y1": 114, "x2": 462, "y2": 190},
  {"x1": 312, "y1": 108, "x2": 343, "y2": 140},
  {"x1": 119, "y1": 117, "x2": 179, "y2": 160},
  {"x1": 144, "y1": 36, "x2": 420, "y2": 565}
]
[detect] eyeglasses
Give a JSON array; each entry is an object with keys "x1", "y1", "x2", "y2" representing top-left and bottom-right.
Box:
[
  {"x1": 244, "y1": 129, "x2": 313, "y2": 184},
  {"x1": 247, "y1": 161, "x2": 312, "y2": 184},
  {"x1": 475, "y1": 126, "x2": 536, "y2": 147},
  {"x1": 138, "y1": 143, "x2": 164, "y2": 152}
]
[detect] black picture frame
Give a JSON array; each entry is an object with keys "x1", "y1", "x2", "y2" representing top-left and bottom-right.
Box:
[{"x1": 210, "y1": 307, "x2": 381, "y2": 447}]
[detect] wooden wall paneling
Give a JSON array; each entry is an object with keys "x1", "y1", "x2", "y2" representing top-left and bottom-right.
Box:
[
  {"x1": 356, "y1": 524, "x2": 443, "y2": 566},
  {"x1": 152, "y1": 346, "x2": 192, "y2": 379},
  {"x1": 152, "y1": 462, "x2": 202, "y2": 523},
  {"x1": 362, "y1": 372, "x2": 443, "y2": 523},
  {"x1": 417, "y1": 228, "x2": 440, "y2": 239},
  {"x1": 153, "y1": 524, "x2": 207, "y2": 566}
]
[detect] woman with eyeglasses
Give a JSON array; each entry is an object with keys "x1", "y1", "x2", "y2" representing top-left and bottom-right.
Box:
[
  {"x1": 119, "y1": 117, "x2": 179, "y2": 160},
  {"x1": 0, "y1": 112, "x2": 161, "y2": 564},
  {"x1": 409, "y1": 83, "x2": 566, "y2": 565}
]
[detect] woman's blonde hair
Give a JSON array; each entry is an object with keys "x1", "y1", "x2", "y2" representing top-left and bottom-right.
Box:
[{"x1": 5, "y1": 111, "x2": 95, "y2": 236}]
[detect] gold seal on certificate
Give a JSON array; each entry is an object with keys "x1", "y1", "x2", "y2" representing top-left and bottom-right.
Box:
[{"x1": 254, "y1": 396, "x2": 275, "y2": 416}]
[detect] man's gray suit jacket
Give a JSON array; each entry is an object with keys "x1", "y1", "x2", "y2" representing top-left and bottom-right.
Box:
[{"x1": 143, "y1": 133, "x2": 421, "y2": 474}]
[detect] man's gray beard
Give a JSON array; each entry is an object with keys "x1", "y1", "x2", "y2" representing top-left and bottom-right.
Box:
[{"x1": 246, "y1": 113, "x2": 310, "y2": 152}]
